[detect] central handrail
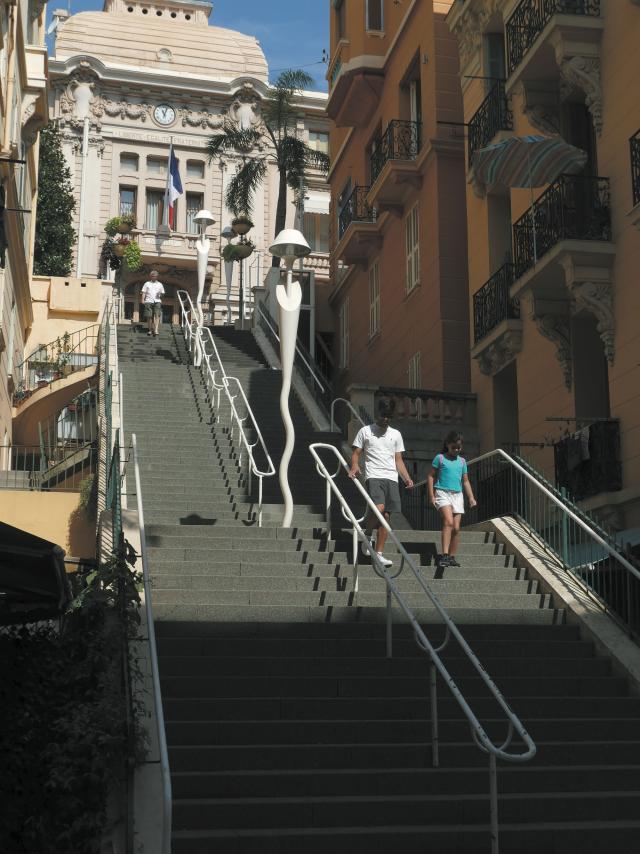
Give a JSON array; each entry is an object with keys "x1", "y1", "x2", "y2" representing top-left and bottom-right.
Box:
[
  {"x1": 176, "y1": 290, "x2": 275, "y2": 526},
  {"x1": 309, "y1": 442, "x2": 536, "y2": 854},
  {"x1": 330, "y1": 396, "x2": 365, "y2": 433},
  {"x1": 131, "y1": 434, "x2": 172, "y2": 854}
]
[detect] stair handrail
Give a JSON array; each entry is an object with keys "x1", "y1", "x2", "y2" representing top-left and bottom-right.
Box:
[
  {"x1": 309, "y1": 441, "x2": 537, "y2": 854},
  {"x1": 176, "y1": 289, "x2": 276, "y2": 527},
  {"x1": 131, "y1": 434, "x2": 172, "y2": 854},
  {"x1": 330, "y1": 396, "x2": 366, "y2": 433}
]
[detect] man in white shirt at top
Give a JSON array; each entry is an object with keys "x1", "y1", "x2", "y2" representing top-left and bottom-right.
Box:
[
  {"x1": 140, "y1": 270, "x2": 165, "y2": 337},
  {"x1": 349, "y1": 402, "x2": 413, "y2": 567}
]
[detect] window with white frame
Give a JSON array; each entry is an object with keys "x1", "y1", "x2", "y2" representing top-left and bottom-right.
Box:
[
  {"x1": 405, "y1": 203, "x2": 420, "y2": 293},
  {"x1": 147, "y1": 156, "x2": 168, "y2": 176},
  {"x1": 120, "y1": 153, "x2": 139, "y2": 173},
  {"x1": 146, "y1": 189, "x2": 165, "y2": 229},
  {"x1": 186, "y1": 160, "x2": 205, "y2": 179},
  {"x1": 408, "y1": 351, "x2": 422, "y2": 389},
  {"x1": 303, "y1": 212, "x2": 330, "y2": 253},
  {"x1": 339, "y1": 297, "x2": 349, "y2": 369},
  {"x1": 308, "y1": 130, "x2": 329, "y2": 155},
  {"x1": 366, "y1": 0, "x2": 383, "y2": 31},
  {"x1": 186, "y1": 192, "x2": 204, "y2": 233},
  {"x1": 369, "y1": 260, "x2": 380, "y2": 338}
]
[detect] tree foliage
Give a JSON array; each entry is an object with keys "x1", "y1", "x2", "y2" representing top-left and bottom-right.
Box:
[
  {"x1": 34, "y1": 123, "x2": 76, "y2": 276},
  {"x1": 206, "y1": 70, "x2": 330, "y2": 260}
]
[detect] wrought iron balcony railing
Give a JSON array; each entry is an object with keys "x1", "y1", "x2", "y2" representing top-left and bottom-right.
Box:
[
  {"x1": 631, "y1": 129, "x2": 640, "y2": 208},
  {"x1": 338, "y1": 185, "x2": 376, "y2": 239},
  {"x1": 512, "y1": 174, "x2": 611, "y2": 278},
  {"x1": 370, "y1": 120, "x2": 422, "y2": 186},
  {"x1": 554, "y1": 419, "x2": 622, "y2": 500},
  {"x1": 473, "y1": 263, "x2": 520, "y2": 344},
  {"x1": 467, "y1": 80, "x2": 513, "y2": 166},
  {"x1": 506, "y1": 0, "x2": 601, "y2": 76}
]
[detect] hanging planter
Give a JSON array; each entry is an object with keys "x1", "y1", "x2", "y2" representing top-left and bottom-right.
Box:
[
  {"x1": 222, "y1": 240, "x2": 255, "y2": 263},
  {"x1": 105, "y1": 213, "x2": 136, "y2": 237},
  {"x1": 122, "y1": 240, "x2": 142, "y2": 272},
  {"x1": 113, "y1": 241, "x2": 127, "y2": 257},
  {"x1": 231, "y1": 215, "x2": 254, "y2": 236}
]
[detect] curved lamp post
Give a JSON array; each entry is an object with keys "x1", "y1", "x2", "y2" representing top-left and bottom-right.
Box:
[
  {"x1": 193, "y1": 209, "x2": 216, "y2": 366},
  {"x1": 231, "y1": 218, "x2": 254, "y2": 330},
  {"x1": 269, "y1": 228, "x2": 311, "y2": 527}
]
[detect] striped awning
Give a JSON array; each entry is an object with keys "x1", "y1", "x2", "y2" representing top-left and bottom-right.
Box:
[{"x1": 471, "y1": 135, "x2": 588, "y2": 189}]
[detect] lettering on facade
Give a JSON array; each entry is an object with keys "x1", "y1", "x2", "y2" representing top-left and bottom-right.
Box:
[{"x1": 106, "y1": 129, "x2": 204, "y2": 148}]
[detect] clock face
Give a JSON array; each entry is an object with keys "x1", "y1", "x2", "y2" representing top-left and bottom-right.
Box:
[{"x1": 154, "y1": 104, "x2": 176, "y2": 126}]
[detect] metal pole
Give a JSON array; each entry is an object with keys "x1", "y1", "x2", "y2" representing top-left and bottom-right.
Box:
[
  {"x1": 429, "y1": 662, "x2": 440, "y2": 768},
  {"x1": 560, "y1": 486, "x2": 569, "y2": 566},
  {"x1": 386, "y1": 583, "x2": 393, "y2": 659},
  {"x1": 489, "y1": 753, "x2": 499, "y2": 854},
  {"x1": 239, "y1": 255, "x2": 244, "y2": 330}
]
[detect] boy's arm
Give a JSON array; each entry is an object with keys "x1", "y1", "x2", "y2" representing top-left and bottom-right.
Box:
[
  {"x1": 462, "y1": 473, "x2": 477, "y2": 507},
  {"x1": 349, "y1": 447, "x2": 362, "y2": 479},
  {"x1": 395, "y1": 452, "x2": 413, "y2": 488}
]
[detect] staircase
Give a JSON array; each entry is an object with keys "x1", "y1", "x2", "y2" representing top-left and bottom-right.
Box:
[{"x1": 118, "y1": 324, "x2": 640, "y2": 854}]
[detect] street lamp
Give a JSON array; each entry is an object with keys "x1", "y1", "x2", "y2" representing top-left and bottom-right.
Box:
[
  {"x1": 269, "y1": 228, "x2": 311, "y2": 527},
  {"x1": 193, "y1": 209, "x2": 216, "y2": 366},
  {"x1": 231, "y1": 218, "x2": 254, "y2": 330}
]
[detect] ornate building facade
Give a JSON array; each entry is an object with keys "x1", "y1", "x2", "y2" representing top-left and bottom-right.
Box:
[
  {"x1": 447, "y1": 0, "x2": 640, "y2": 530},
  {"x1": 48, "y1": 0, "x2": 330, "y2": 327},
  {"x1": 0, "y1": 0, "x2": 48, "y2": 449}
]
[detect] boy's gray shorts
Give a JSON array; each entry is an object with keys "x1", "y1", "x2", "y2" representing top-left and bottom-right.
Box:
[{"x1": 366, "y1": 478, "x2": 401, "y2": 513}]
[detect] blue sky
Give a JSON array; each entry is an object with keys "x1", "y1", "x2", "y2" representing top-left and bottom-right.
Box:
[{"x1": 47, "y1": 0, "x2": 330, "y2": 91}]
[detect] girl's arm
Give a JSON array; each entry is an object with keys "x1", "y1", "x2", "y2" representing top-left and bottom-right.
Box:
[
  {"x1": 427, "y1": 467, "x2": 437, "y2": 507},
  {"x1": 462, "y1": 473, "x2": 477, "y2": 508}
]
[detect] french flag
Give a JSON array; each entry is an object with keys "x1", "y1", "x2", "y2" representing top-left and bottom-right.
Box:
[{"x1": 164, "y1": 143, "x2": 183, "y2": 229}]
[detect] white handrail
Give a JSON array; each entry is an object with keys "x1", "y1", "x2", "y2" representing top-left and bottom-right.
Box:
[
  {"x1": 256, "y1": 301, "x2": 326, "y2": 394},
  {"x1": 309, "y1": 442, "x2": 537, "y2": 854},
  {"x1": 177, "y1": 290, "x2": 276, "y2": 527},
  {"x1": 330, "y1": 396, "x2": 366, "y2": 433},
  {"x1": 468, "y1": 449, "x2": 640, "y2": 582},
  {"x1": 131, "y1": 434, "x2": 172, "y2": 854}
]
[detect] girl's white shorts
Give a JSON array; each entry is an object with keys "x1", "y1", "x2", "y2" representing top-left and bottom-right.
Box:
[{"x1": 434, "y1": 489, "x2": 465, "y2": 515}]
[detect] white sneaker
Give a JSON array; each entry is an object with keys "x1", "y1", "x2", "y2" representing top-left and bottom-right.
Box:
[
  {"x1": 360, "y1": 537, "x2": 374, "y2": 558},
  {"x1": 376, "y1": 552, "x2": 393, "y2": 568}
]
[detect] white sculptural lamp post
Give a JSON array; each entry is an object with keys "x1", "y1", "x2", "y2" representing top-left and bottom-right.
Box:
[
  {"x1": 221, "y1": 225, "x2": 235, "y2": 325},
  {"x1": 193, "y1": 209, "x2": 216, "y2": 366},
  {"x1": 269, "y1": 228, "x2": 311, "y2": 528}
]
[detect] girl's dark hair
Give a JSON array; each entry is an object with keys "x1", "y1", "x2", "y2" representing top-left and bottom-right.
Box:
[{"x1": 442, "y1": 430, "x2": 463, "y2": 453}]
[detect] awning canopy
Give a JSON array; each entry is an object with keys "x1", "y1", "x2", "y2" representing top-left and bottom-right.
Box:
[
  {"x1": 0, "y1": 522, "x2": 70, "y2": 624},
  {"x1": 304, "y1": 191, "x2": 330, "y2": 216}
]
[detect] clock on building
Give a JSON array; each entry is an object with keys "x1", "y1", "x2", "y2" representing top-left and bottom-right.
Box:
[{"x1": 154, "y1": 104, "x2": 176, "y2": 125}]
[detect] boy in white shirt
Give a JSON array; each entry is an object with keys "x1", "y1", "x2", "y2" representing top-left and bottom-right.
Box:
[
  {"x1": 349, "y1": 403, "x2": 413, "y2": 567},
  {"x1": 140, "y1": 270, "x2": 165, "y2": 336}
]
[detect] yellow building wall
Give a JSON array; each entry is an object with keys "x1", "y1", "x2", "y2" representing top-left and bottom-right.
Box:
[
  {"x1": 27, "y1": 276, "x2": 111, "y2": 355},
  {"x1": 0, "y1": 490, "x2": 96, "y2": 558}
]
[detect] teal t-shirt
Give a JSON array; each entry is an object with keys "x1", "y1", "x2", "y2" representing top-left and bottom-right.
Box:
[{"x1": 432, "y1": 453, "x2": 467, "y2": 492}]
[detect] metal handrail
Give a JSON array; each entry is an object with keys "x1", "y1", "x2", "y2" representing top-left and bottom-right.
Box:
[
  {"x1": 330, "y1": 396, "x2": 365, "y2": 433},
  {"x1": 309, "y1": 442, "x2": 537, "y2": 854},
  {"x1": 469, "y1": 449, "x2": 640, "y2": 583},
  {"x1": 131, "y1": 434, "x2": 172, "y2": 854},
  {"x1": 177, "y1": 290, "x2": 276, "y2": 527}
]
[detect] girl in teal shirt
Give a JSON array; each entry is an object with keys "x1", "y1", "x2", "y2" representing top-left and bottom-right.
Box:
[{"x1": 427, "y1": 430, "x2": 477, "y2": 570}]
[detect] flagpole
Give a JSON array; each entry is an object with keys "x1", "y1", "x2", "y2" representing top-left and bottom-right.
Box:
[{"x1": 163, "y1": 137, "x2": 173, "y2": 229}]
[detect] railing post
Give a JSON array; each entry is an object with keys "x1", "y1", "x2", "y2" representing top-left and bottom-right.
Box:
[
  {"x1": 429, "y1": 661, "x2": 439, "y2": 768},
  {"x1": 560, "y1": 486, "x2": 570, "y2": 566},
  {"x1": 386, "y1": 581, "x2": 393, "y2": 659},
  {"x1": 489, "y1": 753, "x2": 499, "y2": 854},
  {"x1": 352, "y1": 526, "x2": 359, "y2": 594}
]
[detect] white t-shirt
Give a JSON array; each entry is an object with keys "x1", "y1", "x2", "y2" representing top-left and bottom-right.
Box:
[
  {"x1": 141, "y1": 281, "x2": 165, "y2": 304},
  {"x1": 353, "y1": 424, "x2": 405, "y2": 482}
]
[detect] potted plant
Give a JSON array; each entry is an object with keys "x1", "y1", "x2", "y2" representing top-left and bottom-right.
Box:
[
  {"x1": 113, "y1": 237, "x2": 129, "y2": 257},
  {"x1": 116, "y1": 213, "x2": 136, "y2": 234},
  {"x1": 55, "y1": 332, "x2": 73, "y2": 377},
  {"x1": 222, "y1": 239, "x2": 255, "y2": 263},
  {"x1": 231, "y1": 215, "x2": 254, "y2": 236},
  {"x1": 122, "y1": 240, "x2": 142, "y2": 271}
]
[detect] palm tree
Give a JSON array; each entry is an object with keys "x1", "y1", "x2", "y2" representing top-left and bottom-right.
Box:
[{"x1": 206, "y1": 70, "x2": 330, "y2": 266}]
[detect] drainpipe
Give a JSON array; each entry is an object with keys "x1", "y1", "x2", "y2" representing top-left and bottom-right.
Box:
[{"x1": 76, "y1": 115, "x2": 89, "y2": 276}]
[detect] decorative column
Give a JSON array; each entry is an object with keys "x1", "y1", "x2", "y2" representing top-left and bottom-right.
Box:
[{"x1": 269, "y1": 229, "x2": 311, "y2": 528}]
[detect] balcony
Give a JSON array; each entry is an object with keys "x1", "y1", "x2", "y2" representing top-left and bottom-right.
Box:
[
  {"x1": 137, "y1": 229, "x2": 202, "y2": 266},
  {"x1": 473, "y1": 263, "x2": 520, "y2": 344},
  {"x1": 368, "y1": 120, "x2": 422, "y2": 210},
  {"x1": 511, "y1": 174, "x2": 613, "y2": 295},
  {"x1": 554, "y1": 419, "x2": 622, "y2": 500},
  {"x1": 335, "y1": 186, "x2": 380, "y2": 266},
  {"x1": 630, "y1": 131, "x2": 640, "y2": 229},
  {"x1": 327, "y1": 43, "x2": 385, "y2": 128},
  {"x1": 467, "y1": 81, "x2": 513, "y2": 166},
  {"x1": 505, "y1": 0, "x2": 602, "y2": 79},
  {"x1": 471, "y1": 263, "x2": 522, "y2": 376}
]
